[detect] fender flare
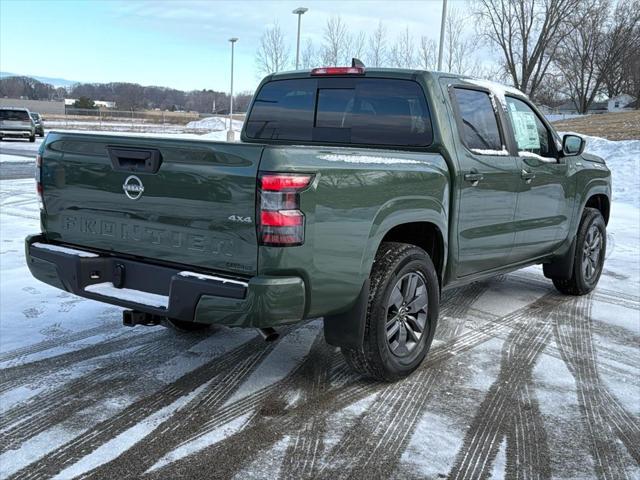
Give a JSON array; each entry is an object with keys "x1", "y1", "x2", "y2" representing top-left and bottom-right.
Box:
[{"x1": 325, "y1": 199, "x2": 447, "y2": 350}]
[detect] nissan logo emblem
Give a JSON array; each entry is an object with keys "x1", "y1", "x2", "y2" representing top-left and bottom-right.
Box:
[{"x1": 122, "y1": 175, "x2": 144, "y2": 200}]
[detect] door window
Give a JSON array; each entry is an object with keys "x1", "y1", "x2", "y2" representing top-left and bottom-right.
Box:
[
  {"x1": 505, "y1": 96, "x2": 556, "y2": 160},
  {"x1": 452, "y1": 88, "x2": 504, "y2": 154}
]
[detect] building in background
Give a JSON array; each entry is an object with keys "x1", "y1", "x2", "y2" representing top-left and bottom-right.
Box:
[{"x1": 607, "y1": 94, "x2": 636, "y2": 112}]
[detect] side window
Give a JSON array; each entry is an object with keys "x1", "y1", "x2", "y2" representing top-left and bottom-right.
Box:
[
  {"x1": 505, "y1": 96, "x2": 555, "y2": 160},
  {"x1": 452, "y1": 87, "x2": 503, "y2": 153}
]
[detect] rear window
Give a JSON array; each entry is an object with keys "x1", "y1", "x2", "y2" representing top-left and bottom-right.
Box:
[
  {"x1": 0, "y1": 109, "x2": 30, "y2": 121},
  {"x1": 452, "y1": 88, "x2": 502, "y2": 151},
  {"x1": 245, "y1": 78, "x2": 432, "y2": 146}
]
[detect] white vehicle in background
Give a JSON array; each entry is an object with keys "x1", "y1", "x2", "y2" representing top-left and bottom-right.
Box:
[{"x1": 0, "y1": 107, "x2": 36, "y2": 142}]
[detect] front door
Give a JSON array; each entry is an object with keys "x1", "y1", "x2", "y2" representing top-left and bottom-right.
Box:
[
  {"x1": 503, "y1": 96, "x2": 573, "y2": 262},
  {"x1": 450, "y1": 86, "x2": 520, "y2": 277}
]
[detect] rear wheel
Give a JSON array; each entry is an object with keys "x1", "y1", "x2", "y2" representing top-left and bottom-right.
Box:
[
  {"x1": 164, "y1": 318, "x2": 211, "y2": 332},
  {"x1": 342, "y1": 242, "x2": 439, "y2": 382},
  {"x1": 551, "y1": 208, "x2": 606, "y2": 295}
]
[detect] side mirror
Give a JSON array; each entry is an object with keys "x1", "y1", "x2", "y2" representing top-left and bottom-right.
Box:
[{"x1": 562, "y1": 134, "x2": 585, "y2": 156}]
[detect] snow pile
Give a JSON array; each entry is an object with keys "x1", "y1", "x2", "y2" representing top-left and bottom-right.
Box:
[
  {"x1": 186, "y1": 117, "x2": 244, "y2": 131},
  {"x1": 582, "y1": 134, "x2": 640, "y2": 207}
]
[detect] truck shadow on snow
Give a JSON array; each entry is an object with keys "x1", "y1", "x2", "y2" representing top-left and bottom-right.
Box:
[{"x1": 1, "y1": 272, "x2": 639, "y2": 480}]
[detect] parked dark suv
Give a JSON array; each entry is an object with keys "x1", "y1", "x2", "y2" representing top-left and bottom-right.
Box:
[
  {"x1": 0, "y1": 107, "x2": 36, "y2": 142},
  {"x1": 30, "y1": 112, "x2": 45, "y2": 137}
]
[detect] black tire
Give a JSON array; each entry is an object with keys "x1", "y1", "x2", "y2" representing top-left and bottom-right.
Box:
[
  {"x1": 29, "y1": 135, "x2": 36, "y2": 143},
  {"x1": 342, "y1": 242, "x2": 439, "y2": 382},
  {"x1": 38, "y1": 132, "x2": 44, "y2": 138},
  {"x1": 164, "y1": 318, "x2": 211, "y2": 332},
  {"x1": 552, "y1": 208, "x2": 606, "y2": 296}
]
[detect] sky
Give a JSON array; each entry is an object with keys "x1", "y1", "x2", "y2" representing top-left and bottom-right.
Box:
[{"x1": 1, "y1": 0, "x2": 467, "y2": 93}]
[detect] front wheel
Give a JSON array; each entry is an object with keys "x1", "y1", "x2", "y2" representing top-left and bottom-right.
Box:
[
  {"x1": 29, "y1": 135, "x2": 36, "y2": 143},
  {"x1": 342, "y1": 242, "x2": 439, "y2": 382},
  {"x1": 551, "y1": 208, "x2": 606, "y2": 295}
]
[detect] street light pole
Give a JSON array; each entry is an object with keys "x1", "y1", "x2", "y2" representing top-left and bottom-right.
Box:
[
  {"x1": 292, "y1": 7, "x2": 308, "y2": 70},
  {"x1": 437, "y1": 0, "x2": 448, "y2": 71},
  {"x1": 227, "y1": 37, "x2": 238, "y2": 142}
]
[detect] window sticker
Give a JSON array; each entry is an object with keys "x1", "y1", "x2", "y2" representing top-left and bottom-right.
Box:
[{"x1": 510, "y1": 110, "x2": 540, "y2": 150}]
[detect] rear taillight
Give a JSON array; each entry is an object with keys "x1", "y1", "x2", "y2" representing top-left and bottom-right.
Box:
[
  {"x1": 35, "y1": 154, "x2": 43, "y2": 210},
  {"x1": 258, "y1": 173, "x2": 312, "y2": 246}
]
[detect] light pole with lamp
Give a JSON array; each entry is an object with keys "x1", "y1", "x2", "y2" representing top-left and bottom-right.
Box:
[
  {"x1": 292, "y1": 7, "x2": 308, "y2": 70},
  {"x1": 227, "y1": 37, "x2": 238, "y2": 142}
]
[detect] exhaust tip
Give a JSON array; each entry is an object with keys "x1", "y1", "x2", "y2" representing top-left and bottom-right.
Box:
[{"x1": 257, "y1": 327, "x2": 279, "y2": 342}]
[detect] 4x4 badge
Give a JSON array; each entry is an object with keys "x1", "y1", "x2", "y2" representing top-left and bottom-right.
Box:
[{"x1": 123, "y1": 175, "x2": 144, "y2": 200}]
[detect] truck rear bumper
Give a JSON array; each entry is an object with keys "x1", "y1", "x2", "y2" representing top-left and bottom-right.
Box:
[{"x1": 25, "y1": 234, "x2": 306, "y2": 328}]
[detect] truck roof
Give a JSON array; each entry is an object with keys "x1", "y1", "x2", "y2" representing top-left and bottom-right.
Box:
[{"x1": 266, "y1": 68, "x2": 527, "y2": 99}]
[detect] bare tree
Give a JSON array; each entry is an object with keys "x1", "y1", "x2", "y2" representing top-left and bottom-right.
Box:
[
  {"x1": 300, "y1": 38, "x2": 317, "y2": 69},
  {"x1": 445, "y1": 8, "x2": 482, "y2": 75},
  {"x1": 599, "y1": 0, "x2": 640, "y2": 98},
  {"x1": 367, "y1": 21, "x2": 388, "y2": 67},
  {"x1": 474, "y1": 0, "x2": 582, "y2": 97},
  {"x1": 349, "y1": 31, "x2": 367, "y2": 62},
  {"x1": 322, "y1": 15, "x2": 349, "y2": 66},
  {"x1": 390, "y1": 27, "x2": 416, "y2": 68},
  {"x1": 256, "y1": 21, "x2": 290, "y2": 75},
  {"x1": 555, "y1": 0, "x2": 609, "y2": 113},
  {"x1": 418, "y1": 36, "x2": 437, "y2": 70},
  {"x1": 555, "y1": 0, "x2": 640, "y2": 112}
]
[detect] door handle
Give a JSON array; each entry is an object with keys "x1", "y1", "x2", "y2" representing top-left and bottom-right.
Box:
[
  {"x1": 464, "y1": 172, "x2": 484, "y2": 186},
  {"x1": 521, "y1": 169, "x2": 536, "y2": 184}
]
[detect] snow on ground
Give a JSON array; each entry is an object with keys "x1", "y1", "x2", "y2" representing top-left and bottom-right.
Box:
[
  {"x1": 582, "y1": 134, "x2": 640, "y2": 207},
  {"x1": 0, "y1": 153, "x2": 32, "y2": 163},
  {"x1": 186, "y1": 117, "x2": 244, "y2": 131},
  {"x1": 0, "y1": 136, "x2": 638, "y2": 479}
]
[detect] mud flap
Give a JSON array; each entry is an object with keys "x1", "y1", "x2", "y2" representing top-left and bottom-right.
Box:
[
  {"x1": 543, "y1": 237, "x2": 576, "y2": 280},
  {"x1": 323, "y1": 279, "x2": 370, "y2": 350}
]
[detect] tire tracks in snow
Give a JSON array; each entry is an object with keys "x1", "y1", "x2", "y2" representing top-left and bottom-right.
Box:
[
  {"x1": 78, "y1": 327, "x2": 308, "y2": 479},
  {"x1": 0, "y1": 331, "x2": 204, "y2": 453},
  {"x1": 447, "y1": 303, "x2": 554, "y2": 480},
  {"x1": 553, "y1": 296, "x2": 640, "y2": 479},
  {"x1": 0, "y1": 329, "x2": 162, "y2": 395},
  {"x1": 145, "y1": 293, "x2": 568, "y2": 480},
  {"x1": 0, "y1": 322, "x2": 119, "y2": 364},
  {"x1": 311, "y1": 281, "x2": 491, "y2": 480}
]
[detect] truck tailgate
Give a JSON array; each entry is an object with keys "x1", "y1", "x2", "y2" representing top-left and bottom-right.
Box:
[{"x1": 41, "y1": 132, "x2": 263, "y2": 276}]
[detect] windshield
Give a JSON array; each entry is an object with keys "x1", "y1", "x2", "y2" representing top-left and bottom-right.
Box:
[
  {"x1": 0, "y1": 110, "x2": 30, "y2": 121},
  {"x1": 30, "y1": 113, "x2": 40, "y2": 120},
  {"x1": 245, "y1": 77, "x2": 433, "y2": 146}
]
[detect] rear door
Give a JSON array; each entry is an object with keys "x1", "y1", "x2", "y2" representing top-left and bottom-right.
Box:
[
  {"x1": 42, "y1": 134, "x2": 264, "y2": 276},
  {"x1": 449, "y1": 86, "x2": 520, "y2": 277}
]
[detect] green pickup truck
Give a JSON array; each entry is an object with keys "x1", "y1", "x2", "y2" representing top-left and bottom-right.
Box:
[{"x1": 26, "y1": 66, "x2": 611, "y2": 381}]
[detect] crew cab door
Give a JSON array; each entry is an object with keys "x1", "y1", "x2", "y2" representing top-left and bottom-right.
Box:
[
  {"x1": 449, "y1": 86, "x2": 520, "y2": 277},
  {"x1": 502, "y1": 96, "x2": 574, "y2": 262}
]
